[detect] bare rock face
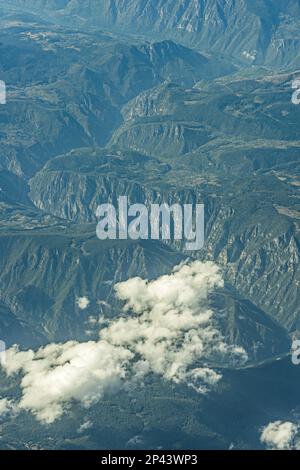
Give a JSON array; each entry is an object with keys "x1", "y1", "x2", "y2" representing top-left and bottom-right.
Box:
[{"x1": 3, "y1": 0, "x2": 300, "y2": 68}]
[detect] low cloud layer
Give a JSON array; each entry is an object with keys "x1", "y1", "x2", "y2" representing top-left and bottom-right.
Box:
[
  {"x1": 260, "y1": 421, "x2": 299, "y2": 449},
  {"x1": 1, "y1": 261, "x2": 247, "y2": 423}
]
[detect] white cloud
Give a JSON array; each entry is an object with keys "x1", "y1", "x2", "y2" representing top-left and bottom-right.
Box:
[
  {"x1": 76, "y1": 297, "x2": 90, "y2": 310},
  {"x1": 4, "y1": 341, "x2": 132, "y2": 424},
  {"x1": 87, "y1": 315, "x2": 108, "y2": 327},
  {"x1": 1, "y1": 261, "x2": 247, "y2": 423},
  {"x1": 260, "y1": 421, "x2": 299, "y2": 450},
  {"x1": 242, "y1": 50, "x2": 257, "y2": 61},
  {"x1": 78, "y1": 420, "x2": 93, "y2": 433}
]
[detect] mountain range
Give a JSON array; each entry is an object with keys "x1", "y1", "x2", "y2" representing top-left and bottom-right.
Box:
[{"x1": 0, "y1": 0, "x2": 299, "y2": 451}]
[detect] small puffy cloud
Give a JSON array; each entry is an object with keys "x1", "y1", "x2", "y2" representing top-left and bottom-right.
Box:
[
  {"x1": 260, "y1": 421, "x2": 299, "y2": 449},
  {"x1": 76, "y1": 297, "x2": 90, "y2": 310},
  {"x1": 85, "y1": 315, "x2": 109, "y2": 336},
  {"x1": 78, "y1": 420, "x2": 93, "y2": 433},
  {"x1": 87, "y1": 315, "x2": 108, "y2": 327},
  {"x1": 87, "y1": 316, "x2": 98, "y2": 325},
  {"x1": 1, "y1": 261, "x2": 247, "y2": 423},
  {"x1": 242, "y1": 50, "x2": 257, "y2": 61},
  {"x1": 85, "y1": 330, "x2": 95, "y2": 337}
]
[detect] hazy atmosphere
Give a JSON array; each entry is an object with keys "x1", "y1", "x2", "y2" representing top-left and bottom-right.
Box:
[{"x1": 0, "y1": 0, "x2": 300, "y2": 452}]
